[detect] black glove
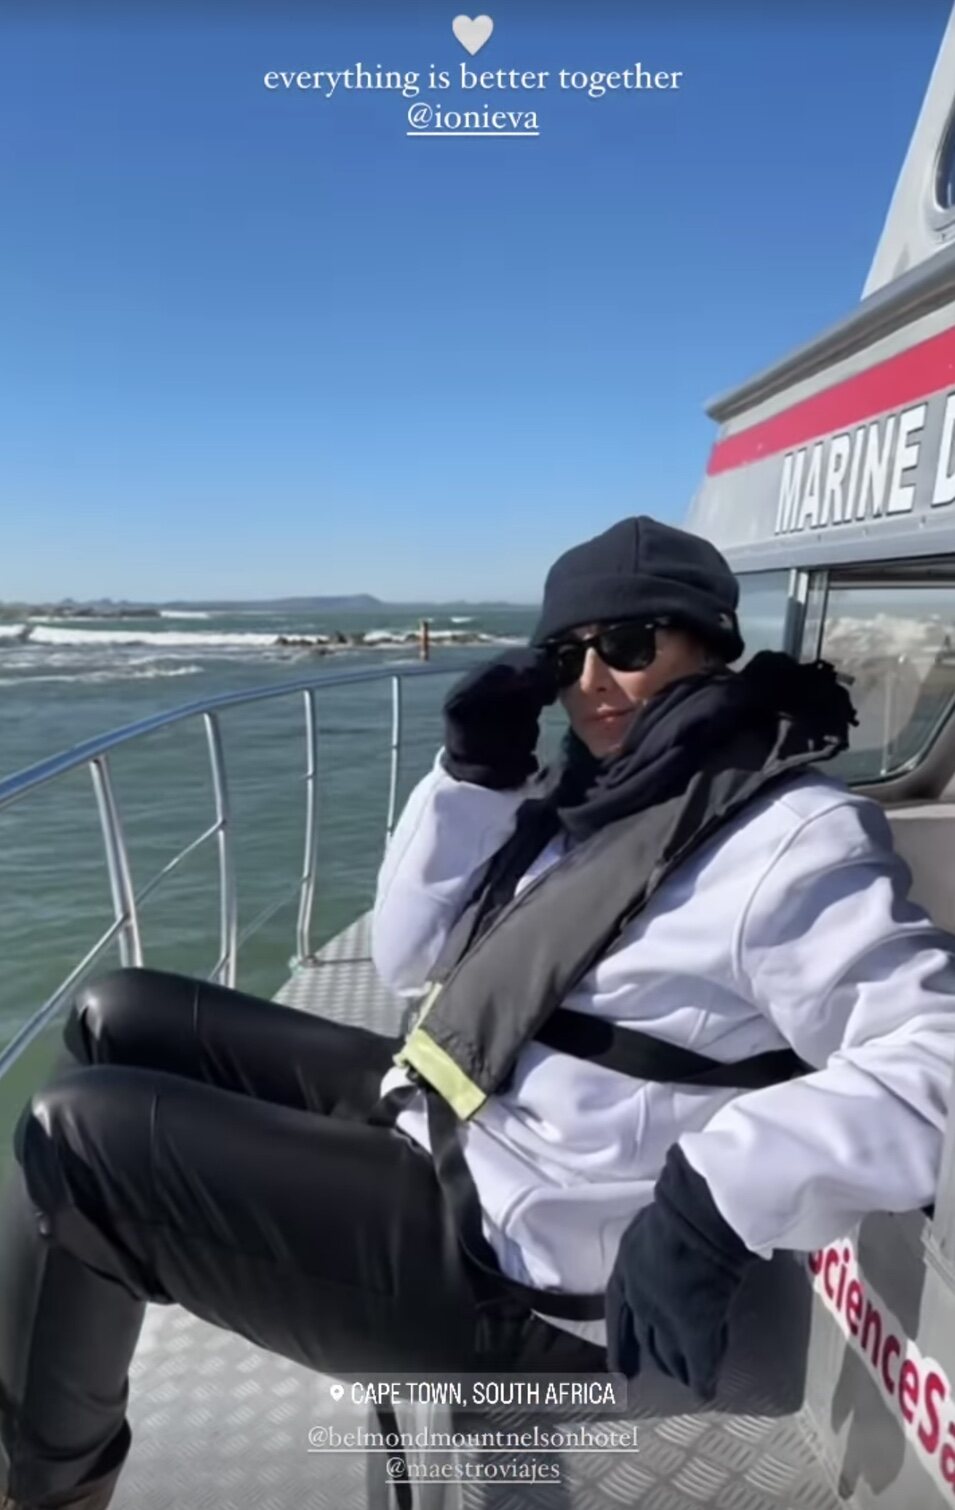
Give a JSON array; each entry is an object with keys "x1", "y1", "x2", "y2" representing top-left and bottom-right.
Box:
[
  {"x1": 605, "y1": 1144, "x2": 757, "y2": 1401},
  {"x1": 441, "y1": 648, "x2": 559, "y2": 790}
]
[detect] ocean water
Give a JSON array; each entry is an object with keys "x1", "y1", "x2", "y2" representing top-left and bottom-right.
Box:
[{"x1": 0, "y1": 605, "x2": 540, "y2": 1058}]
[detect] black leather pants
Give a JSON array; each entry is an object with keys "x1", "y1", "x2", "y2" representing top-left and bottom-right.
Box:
[{"x1": 0, "y1": 969, "x2": 602, "y2": 1504}]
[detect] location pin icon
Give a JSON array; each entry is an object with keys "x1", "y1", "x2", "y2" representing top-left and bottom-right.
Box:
[{"x1": 330, "y1": 1383, "x2": 345, "y2": 1401}]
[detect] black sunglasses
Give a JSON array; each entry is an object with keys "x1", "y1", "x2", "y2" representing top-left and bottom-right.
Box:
[{"x1": 545, "y1": 621, "x2": 668, "y2": 688}]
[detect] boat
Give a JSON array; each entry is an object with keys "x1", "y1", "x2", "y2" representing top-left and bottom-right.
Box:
[{"x1": 6, "y1": 10, "x2": 955, "y2": 1508}]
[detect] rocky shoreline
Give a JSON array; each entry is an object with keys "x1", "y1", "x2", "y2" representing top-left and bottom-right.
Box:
[
  {"x1": 275, "y1": 629, "x2": 500, "y2": 653},
  {"x1": 0, "y1": 621, "x2": 507, "y2": 653}
]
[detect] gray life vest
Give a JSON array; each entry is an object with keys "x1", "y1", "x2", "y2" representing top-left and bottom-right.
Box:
[{"x1": 395, "y1": 719, "x2": 833, "y2": 1117}]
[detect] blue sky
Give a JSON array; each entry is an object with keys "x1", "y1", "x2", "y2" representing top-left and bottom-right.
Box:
[{"x1": 2, "y1": 1, "x2": 951, "y2": 603}]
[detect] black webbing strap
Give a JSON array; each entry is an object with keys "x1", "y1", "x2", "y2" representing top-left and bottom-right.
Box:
[
  {"x1": 535, "y1": 1008, "x2": 810, "y2": 1088},
  {"x1": 371, "y1": 1022, "x2": 810, "y2": 1329},
  {"x1": 369, "y1": 1085, "x2": 605, "y2": 1321},
  {"x1": 424, "y1": 1088, "x2": 607, "y2": 1322}
]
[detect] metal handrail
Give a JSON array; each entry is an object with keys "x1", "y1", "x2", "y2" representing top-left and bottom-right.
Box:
[
  {"x1": 204, "y1": 712, "x2": 237, "y2": 987},
  {"x1": 296, "y1": 689, "x2": 320, "y2": 963},
  {"x1": 133, "y1": 819, "x2": 223, "y2": 909},
  {"x1": 0, "y1": 916, "x2": 131, "y2": 1079},
  {"x1": 89, "y1": 755, "x2": 143, "y2": 970},
  {"x1": 385, "y1": 676, "x2": 403, "y2": 844},
  {"x1": 0, "y1": 665, "x2": 448, "y2": 812},
  {"x1": 0, "y1": 661, "x2": 457, "y2": 1082}
]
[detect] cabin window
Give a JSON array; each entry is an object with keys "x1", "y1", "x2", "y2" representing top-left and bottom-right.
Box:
[
  {"x1": 809, "y1": 575, "x2": 955, "y2": 784},
  {"x1": 937, "y1": 110, "x2": 955, "y2": 210},
  {"x1": 735, "y1": 571, "x2": 791, "y2": 663}
]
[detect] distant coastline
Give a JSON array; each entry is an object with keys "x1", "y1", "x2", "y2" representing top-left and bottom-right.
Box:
[
  {"x1": 0, "y1": 603, "x2": 162, "y2": 622},
  {"x1": 0, "y1": 594, "x2": 532, "y2": 622}
]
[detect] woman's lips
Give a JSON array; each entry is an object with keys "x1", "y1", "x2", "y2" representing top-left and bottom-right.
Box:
[{"x1": 590, "y1": 709, "x2": 630, "y2": 723}]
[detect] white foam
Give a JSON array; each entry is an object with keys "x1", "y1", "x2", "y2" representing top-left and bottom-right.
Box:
[
  {"x1": 429, "y1": 629, "x2": 503, "y2": 643},
  {"x1": 28, "y1": 625, "x2": 279, "y2": 649},
  {"x1": 0, "y1": 624, "x2": 521, "y2": 665},
  {"x1": 159, "y1": 610, "x2": 213, "y2": 620},
  {"x1": 361, "y1": 628, "x2": 513, "y2": 646}
]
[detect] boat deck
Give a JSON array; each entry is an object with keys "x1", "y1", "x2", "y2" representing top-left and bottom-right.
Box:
[{"x1": 111, "y1": 916, "x2": 845, "y2": 1510}]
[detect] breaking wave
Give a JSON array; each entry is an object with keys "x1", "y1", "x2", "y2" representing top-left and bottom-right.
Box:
[
  {"x1": 12, "y1": 625, "x2": 514, "y2": 651},
  {"x1": 26, "y1": 626, "x2": 281, "y2": 649}
]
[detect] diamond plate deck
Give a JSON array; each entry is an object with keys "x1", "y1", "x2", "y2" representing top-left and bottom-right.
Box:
[{"x1": 110, "y1": 916, "x2": 844, "y2": 1510}]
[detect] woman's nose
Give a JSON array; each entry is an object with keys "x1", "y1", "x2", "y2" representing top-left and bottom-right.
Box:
[{"x1": 577, "y1": 647, "x2": 610, "y2": 694}]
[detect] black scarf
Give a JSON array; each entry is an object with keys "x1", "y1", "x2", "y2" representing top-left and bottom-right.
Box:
[
  {"x1": 550, "y1": 650, "x2": 857, "y2": 841},
  {"x1": 465, "y1": 653, "x2": 857, "y2": 946}
]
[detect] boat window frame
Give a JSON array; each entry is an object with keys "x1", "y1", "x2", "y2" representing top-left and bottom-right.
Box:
[
  {"x1": 732, "y1": 567, "x2": 807, "y2": 662},
  {"x1": 929, "y1": 98, "x2": 955, "y2": 238},
  {"x1": 798, "y1": 558, "x2": 955, "y2": 802}
]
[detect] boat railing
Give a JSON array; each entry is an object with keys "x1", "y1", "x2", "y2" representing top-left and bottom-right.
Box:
[{"x1": 0, "y1": 663, "x2": 457, "y2": 1084}]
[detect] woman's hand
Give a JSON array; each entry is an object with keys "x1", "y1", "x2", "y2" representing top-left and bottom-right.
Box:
[
  {"x1": 605, "y1": 1144, "x2": 757, "y2": 1401},
  {"x1": 441, "y1": 648, "x2": 559, "y2": 790}
]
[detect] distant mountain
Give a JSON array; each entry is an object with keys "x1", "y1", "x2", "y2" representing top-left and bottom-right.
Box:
[
  {"x1": 384, "y1": 600, "x2": 534, "y2": 611},
  {"x1": 1, "y1": 593, "x2": 536, "y2": 616},
  {"x1": 158, "y1": 596, "x2": 534, "y2": 611},
  {"x1": 160, "y1": 594, "x2": 385, "y2": 612}
]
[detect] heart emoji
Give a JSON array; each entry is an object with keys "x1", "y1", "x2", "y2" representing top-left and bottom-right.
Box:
[
  {"x1": 452, "y1": 15, "x2": 494, "y2": 56},
  {"x1": 330, "y1": 1383, "x2": 345, "y2": 1401}
]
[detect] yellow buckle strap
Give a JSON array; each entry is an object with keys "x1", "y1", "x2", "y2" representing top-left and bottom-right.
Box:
[{"x1": 395, "y1": 1019, "x2": 488, "y2": 1121}]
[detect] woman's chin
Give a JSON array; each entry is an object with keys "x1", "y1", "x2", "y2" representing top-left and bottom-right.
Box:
[{"x1": 584, "y1": 728, "x2": 627, "y2": 759}]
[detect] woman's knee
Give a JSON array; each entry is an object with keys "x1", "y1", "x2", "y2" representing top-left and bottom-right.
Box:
[
  {"x1": 61, "y1": 967, "x2": 191, "y2": 1066},
  {"x1": 15, "y1": 1065, "x2": 145, "y2": 1180},
  {"x1": 62, "y1": 968, "x2": 142, "y2": 1065},
  {"x1": 13, "y1": 1066, "x2": 164, "y2": 1298}
]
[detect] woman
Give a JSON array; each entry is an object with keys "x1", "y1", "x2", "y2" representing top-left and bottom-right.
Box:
[{"x1": 2, "y1": 515, "x2": 954, "y2": 1510}]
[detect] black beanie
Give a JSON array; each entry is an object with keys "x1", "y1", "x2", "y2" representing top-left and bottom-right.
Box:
[{"x1": 530, "y1": 516, "x2": 745, "y2": 663}]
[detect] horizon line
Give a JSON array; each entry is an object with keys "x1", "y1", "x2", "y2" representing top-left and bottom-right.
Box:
[{"x1": 0, "y1": 594, "x2": 540, "y2": 610}]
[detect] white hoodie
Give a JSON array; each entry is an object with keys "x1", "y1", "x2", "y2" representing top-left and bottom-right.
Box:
[{"x1": 373, "y1": 753, "x2": 955, "y2": 1344}]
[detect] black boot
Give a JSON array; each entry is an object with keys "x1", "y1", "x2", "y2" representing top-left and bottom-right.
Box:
[
  {"x1": 0, "y1": 1158, "x2": 140, "y2": 1510},
  {"x1": 0, "y1": 1452, "x2": 123, "y2": 1509}
]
